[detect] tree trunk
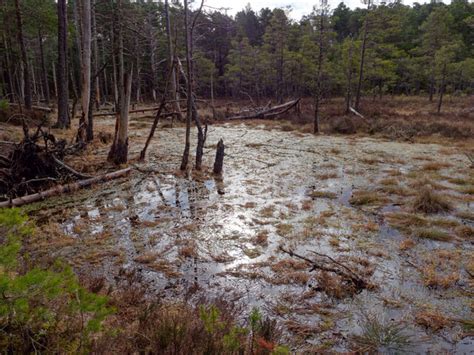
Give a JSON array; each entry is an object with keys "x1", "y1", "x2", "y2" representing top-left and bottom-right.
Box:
[
  {"x1": 77, "y1": 0, "x2": 91, "y2": 144},
  {"x1": 165, "y1": 0, "x2": 183, "y2": 122},
  {"x1": 108, "y1": 0, "x2": 131, "y2": 165},
  {"x1": 313, "y1": 8, "x2": 325, "y2": 135},
  {"x1": 2, "y1": 33, "x2": 14, "y2": 102},
  {"x1": 345, "y1": 38, "x2": 354, "y2": 114},
  {"x1": 38, "y1": 29, "x2": 50, "y2": 105},
  {"x1": 213, "y1": 139, "x2": 224, "y2": 175},
  {"x1": 92, "y1": 0, "x2": 100, "y2": 110},
  {"x1": 355, "y1": 1, "x2": 371, "y2": 111},
  {"x1": 437, "y1": 63, "x2": 446, "y2": 114},
  {"x1": 14, "y1": 0, "x2": 32, "y2": 109},
  {"x1": 56, "y1": 0, "x2": 69, "y2": 128},
  {"x1": 180, "y1": 0, "x2": 192, "y2": 171}
]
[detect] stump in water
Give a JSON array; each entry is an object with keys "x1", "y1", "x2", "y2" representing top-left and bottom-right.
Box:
[{"x1": 213, "y1": 139, "x2": 224, "y2": 175}]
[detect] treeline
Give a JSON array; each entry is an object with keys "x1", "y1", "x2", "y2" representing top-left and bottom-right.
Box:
[{"x1": 0, "y1": 0, "x2": 473, "y2": 110}]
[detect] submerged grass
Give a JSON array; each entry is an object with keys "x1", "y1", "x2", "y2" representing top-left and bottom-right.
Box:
[{"x1": 351, "y1": 316, "x2": 412, "y2": 353}]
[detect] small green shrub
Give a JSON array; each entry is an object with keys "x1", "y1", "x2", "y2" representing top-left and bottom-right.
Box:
[
  {"x1": 0, "y1": 99, "x2": 9, "y2": 111},
  {"x1": 0, "y1": 208, "x2": 114, "y2": 352}
]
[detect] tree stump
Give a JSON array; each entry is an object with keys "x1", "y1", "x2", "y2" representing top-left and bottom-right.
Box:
[{"x1": 213, "y1": 139, "x2": 224, "y2": 175}]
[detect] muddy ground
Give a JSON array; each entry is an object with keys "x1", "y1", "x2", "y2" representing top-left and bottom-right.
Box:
[{"x1": 10, "y1": 112, "x2": 474, "y2": 352}]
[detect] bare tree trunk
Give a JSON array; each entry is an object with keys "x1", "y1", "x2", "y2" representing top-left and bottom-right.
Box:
[
  {"x1": 313, "y1": 6, "x2": 325, "y2": 135},
  {"x1": 52, "y1": 62, "x2": 57, "y2": 98},
  {"x1": 437, "y1": 63, "x2": 446, "y2": 114},
  {"x1": 180, "y1": 0, "x2": 192, "y2": 171},
  {"x1": 92, "y1": 0, "x2": 100, "y2": 110},
  {"x1": 165, "y1": 0, "x2": 183, "y2": 121},
  {"x1": 77, "y1": 0, "x2": 91, "y2": 144},
  {"x1": 1, "y1": 33, "x2": 14, "y2": 102},
  {"x1": 38, "y1": 29, "x2": 50, "y2": 105},
  {"x1": 56, "y1": 0, "x2": 70, "y2": 128},
  {"x1": 355, "y1": 0, "x2": 371, "y2": 111},
  {"x1": 213, "y1": 139, "x2": 224, "y2": 175},
  {"x1": 14, "y1": 0, "x2": 32, "y2": 109},
  {"x1": 345, "y1": 38, "x2": 354, "y2": 114},
  {"x1": 108, "y1": 0, "x2": 130, "y2": 164}
]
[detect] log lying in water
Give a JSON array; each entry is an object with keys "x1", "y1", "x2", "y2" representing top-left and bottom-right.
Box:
[
  {"x1": 0, "y1": 167, "x2": 131, "y2": 208},
  {"x1": 226, "y1": 98, "x2": 301, "y2": 120}
]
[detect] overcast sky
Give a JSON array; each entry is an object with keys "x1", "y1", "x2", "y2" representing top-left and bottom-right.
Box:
[{"x1": 203, "y1": 0, "x2": 451, "y2": 20}]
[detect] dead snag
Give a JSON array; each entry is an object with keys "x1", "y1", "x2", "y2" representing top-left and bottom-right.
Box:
[
  {"x1": 213, "y1": 139, "x2": 224, "y2": 175},
  {"x1": 279, "y1": 246, "x2": 368, "y2": 292}
]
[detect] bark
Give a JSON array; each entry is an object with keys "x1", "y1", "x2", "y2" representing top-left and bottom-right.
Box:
[
  {"x1": 355, "y1": 0, "x2": 371, "y2": 111},
  {"x1": 313, "y1": 9, "x2": 325, "y2": 134},
  {"x1": 226, "y1": 98, "x2": 300, "y2": 120},
  {"x1": 0, "y1": 168, "x2": 131, "y2": 208},
  {"x1": 180, "y1": 0, "x2": 192, "y2": 171},
  {"x1": 2, "y1": 34, "x2": 13, "y2": 102},
  {"x1": 14, "y1": 0, "x2": 32, "y2": 109},
  {"x1": 437, "y1": 63, "x2": 446, "y2": 114},
  {"x1": 345, "y1": 39, "x2": 354, "y2": 114},
  {"x1": 92, "y1": 0, "x2": 100, "y2": 110},
  {"x1": 78, "y1": 0, "x2": 91, "y2": 144},
  {"x1": 38, "y1": 29, "x2": 50, "y2": 105},
  {"x1": 108, "y1": 0, "x2": 131, "y2": 165},
  {"x1": 57, "y1": 0, "x2": 69, "y2": 128},
  {"x1": 165, "y1": 0, "x2": 183, "y2": 121},
  {"x1": 213, "y1": 139, "x2": 224, "y2": 175}
]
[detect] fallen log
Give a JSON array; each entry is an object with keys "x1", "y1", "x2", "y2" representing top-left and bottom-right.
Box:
[
  {"x1": 9, "y1": 103, "x2": 52, "y2": 113},
  {"x1": 226, "y1": 98, "x2": 300, "y2": 120},
  {"x1": 93, "y1": 107, "x2": 186, "y2": 117},
  {"x1": 0, "y1": 167, "x2": 131, "y2": 208}
]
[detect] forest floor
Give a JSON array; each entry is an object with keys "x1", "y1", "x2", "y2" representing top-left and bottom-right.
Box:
[{"x1": 1, "y1": 97, "x2": 474, "y2": 352}]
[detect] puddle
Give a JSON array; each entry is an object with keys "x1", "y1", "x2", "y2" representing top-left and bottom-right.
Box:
[{"x1": 29, "y1": 124, "x2": 474, "y2": 352}]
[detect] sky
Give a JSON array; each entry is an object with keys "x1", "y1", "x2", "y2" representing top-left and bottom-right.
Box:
[{"x1": 203, "y1": 0, "x2": 452, "y2": 19}]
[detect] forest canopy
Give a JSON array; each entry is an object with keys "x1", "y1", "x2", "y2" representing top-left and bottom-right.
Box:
[{"x1": 0, "y1": 0, "x2": 473, "y2": 107}]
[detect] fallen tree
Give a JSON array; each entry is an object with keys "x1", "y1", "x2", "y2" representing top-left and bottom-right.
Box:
[
  {"x1": 0, "y1": 120, "x2": 94, "y2": 200},
  {"x1": 0, "y1": 167, "x2": 131, "y2": 207},
  {"x1": 226, "y1": 98, "x2": 301, "y2": 120}
]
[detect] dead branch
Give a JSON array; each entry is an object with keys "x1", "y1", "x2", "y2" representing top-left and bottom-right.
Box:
[
  {"x1": 279, "y1": 246, "x2": 368, "y2": 291},
  {"x1": 226, "y1": 98, "x2": 301, "y2": 120},
  {"x1": 0, "y1": 167, "x2": 131, "y2": 208}
]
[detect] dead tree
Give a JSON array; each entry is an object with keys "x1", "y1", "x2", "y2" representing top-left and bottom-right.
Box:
[
  {"x1": 345, "y1": 37, "x2": 354, "y2": 114},
  {"x1": 165, "y1": 0, "x2": 183, "y2": 121},
  {"x1": 77, "y1": 0, "x2": 91, "y2": 144},
  {"x1": 108, "y1": 0, "x2": 131, "y2": 165},
  {"x1": 180, "y1": 0, "x2": 192, "y2": 171},
  {"x1": 14, "y1": 0, "x2": 32, "y2": 109},
  {"x1": 355, "y1": 0, "x2": 372, "y2": 111},
  {"x1": 313, "y1": 0, "x2": 329, "y2": 134},
  {"x1": 213, "y1": 139, "x2": 224, "y2": 175}
]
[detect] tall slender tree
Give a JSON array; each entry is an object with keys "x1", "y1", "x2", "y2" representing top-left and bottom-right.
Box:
[
  {"x1": 14, "y1": 0, "x2": 32, "y2": 109},
  {"x1": 56, "y1": 0, "x2": 69, "y2": 128}
]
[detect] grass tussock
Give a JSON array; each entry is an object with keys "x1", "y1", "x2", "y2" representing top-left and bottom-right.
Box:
[
  {"x1": 308, "y1": 190, "x2": 337, "y2": 199},
  {"x1": 413, "y1": 228, "x2": 452, "y2": 242},
  {"x1": 412, "y1": 186, "x2": 452, "y2": 214},
  {"x1": 350, "y1": 191, "x2": 386, "y2": 206},
  {"x1": 421, "y1": 264, "x2": 459, "y2": 289},
  {"x1": 351, "y1": 316, "x2": 412, "y2": 353},
  {"x1": 415, "y1": 310, "x2": 451, "y2": 331}
]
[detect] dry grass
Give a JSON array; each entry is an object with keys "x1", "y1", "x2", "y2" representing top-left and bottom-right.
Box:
[
  {"x1": 399, "y1": 239, "x2": 416, "y2": 251},
  {"x1": 413, "y1": 228, "x2": 452, "y2": 242},
  {"x1": 421, "y1": 162, "x2": 452, "y2": 171},
  {"x1": 260, "y1": 205, "x2": 275, "y2": 218},
  {"x1": 308, "y1": 190, "x2": 337, "y2": 199},
  {"x1": 350, "y1": 191, "x2": 387, "y2": 206},
  {"x1": 415, "y1": 310, "x2": 451, "y2": 331},
  {"x1": 254, "y1": 230, "x2": 269, "y2": 245},
  {"x1": 422, "y1": 264, "x2": 459, "y2": 289},
  {"x1": 276, "y1": 223, "x2": 293, "y2": 236},
  {"x1": 412, "y1": 186, "x2": 452, "y2": 214}
]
